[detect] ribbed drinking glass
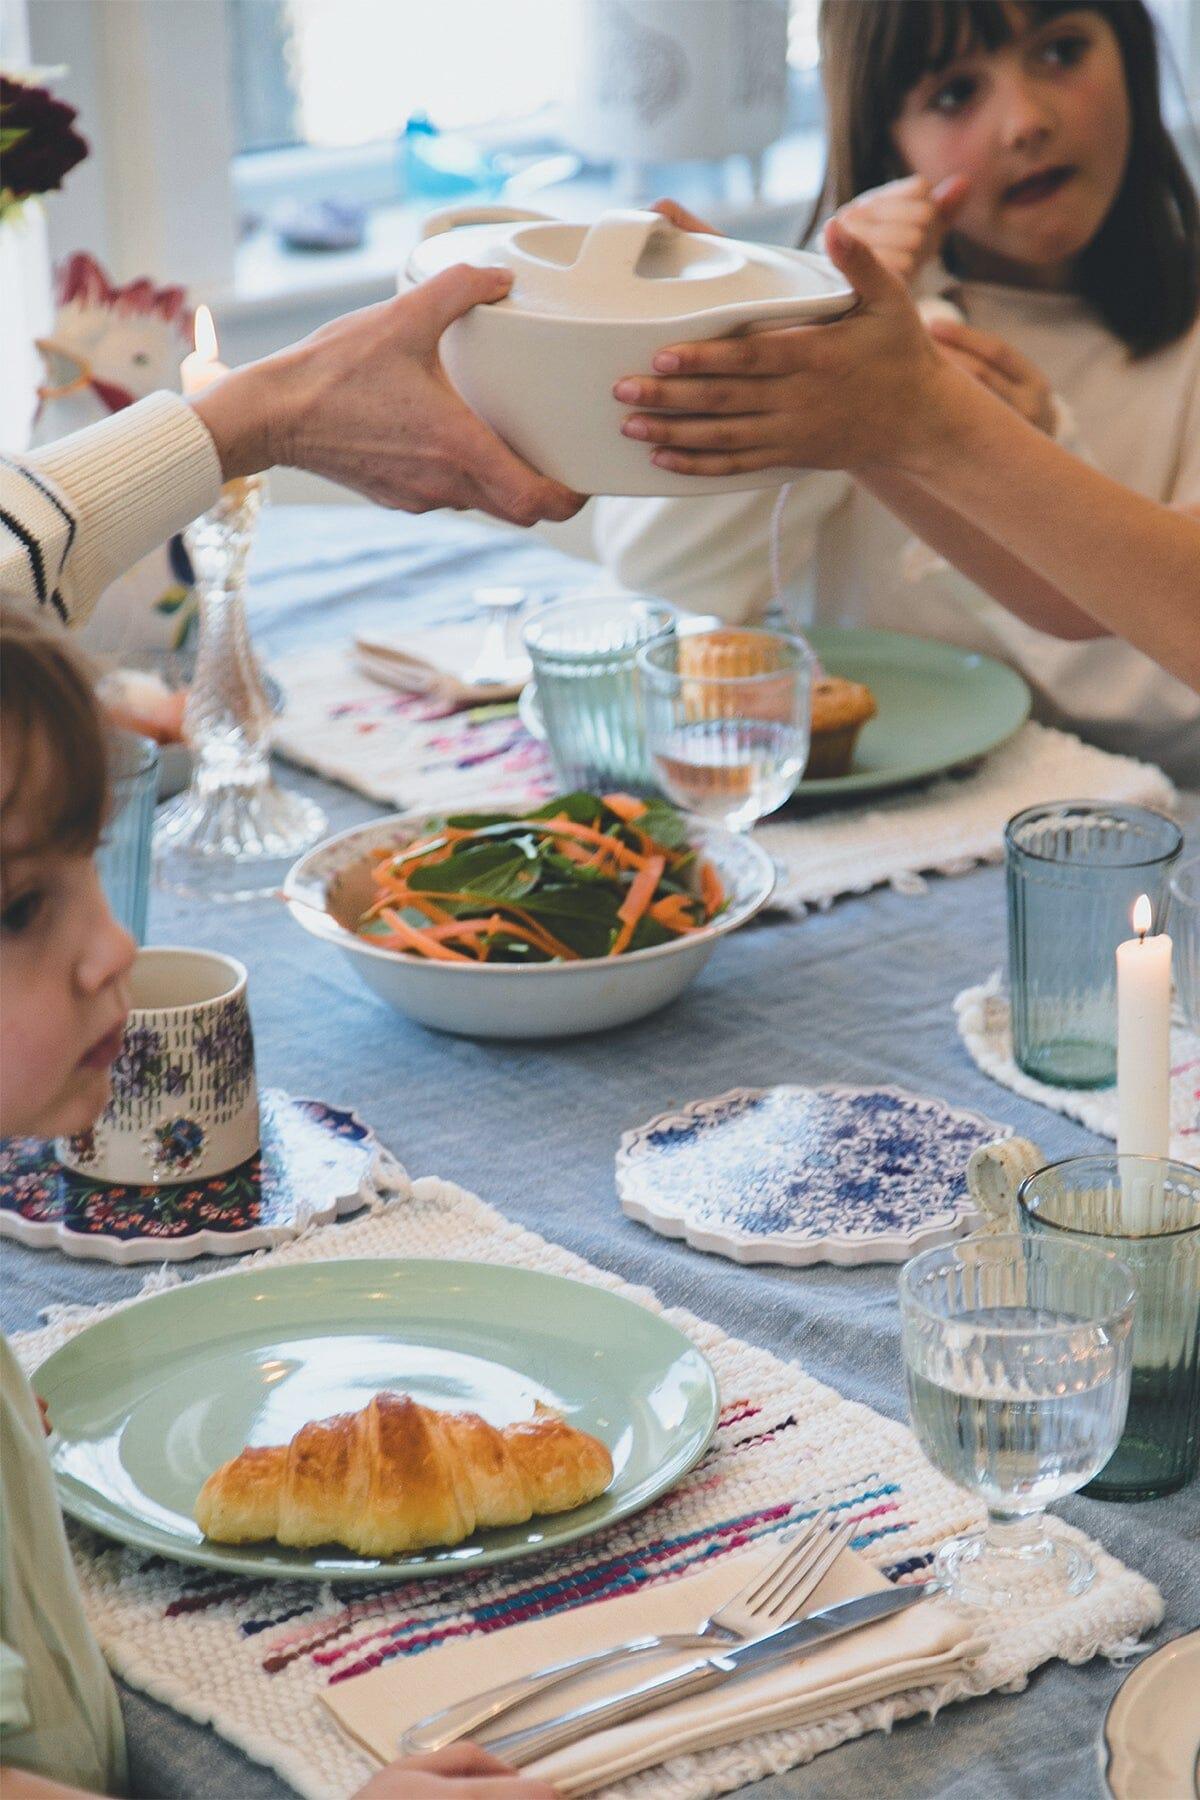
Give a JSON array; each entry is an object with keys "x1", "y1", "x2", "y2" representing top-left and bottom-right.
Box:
[
  {"x1": 1169, "y1": 855, "x2": 1200, "y2": 1035},
  {"x1": 95, "y1": 731, "x2": 160, "y2": 944},
  {"x1": 1005, "y1": 802, "x2": 1182, "y2": 1087},
  {"x1": 1018, "y1": 1155, "x2": 1200, "y2": 1500},
  {"x1": 522, "y1": 594, "x2": 676, "y2": 792}
]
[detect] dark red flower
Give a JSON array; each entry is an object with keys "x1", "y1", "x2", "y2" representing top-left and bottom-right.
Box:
[{"x1": 1, "y1": 76, "x2": 89, "y2": 205}]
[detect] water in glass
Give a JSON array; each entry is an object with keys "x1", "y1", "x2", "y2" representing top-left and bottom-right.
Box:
[
  {"x1": 906, "y1": 1305, "x2": 1130, "y2": 1515},
  {"x1": 651, "y1": 718, "x2": 808, "y2": 829}
]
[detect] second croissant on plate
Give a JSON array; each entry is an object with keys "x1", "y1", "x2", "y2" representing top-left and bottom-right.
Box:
[{"x1": 194, "y1": 1391, "x2": 614, "y2": 1558}]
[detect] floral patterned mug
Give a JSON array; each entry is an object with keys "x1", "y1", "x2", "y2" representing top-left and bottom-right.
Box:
[{"x1": 57, "y1": 947, "x2": 258, "y2": 1185}]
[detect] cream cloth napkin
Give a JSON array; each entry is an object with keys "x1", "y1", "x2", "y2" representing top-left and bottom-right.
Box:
[
  {"x1": 323, "y1": 1544, "x2": 981, "y2": 1797},
  {"x1": 354, "y1": 621, "x2": 528, "y2": 709}
]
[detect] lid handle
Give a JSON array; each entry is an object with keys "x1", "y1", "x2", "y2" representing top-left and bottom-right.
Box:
[{"x1": 568, "y1": 209, "x2": 672, "y2": 284}]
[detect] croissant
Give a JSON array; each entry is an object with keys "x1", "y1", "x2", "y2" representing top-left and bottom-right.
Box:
[{"x1": 194, "y1": 1391, "x2": 614, "y2": 1557}]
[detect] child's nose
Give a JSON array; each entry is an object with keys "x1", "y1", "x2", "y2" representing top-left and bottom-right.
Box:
[
  {"x1": 998, "y1": 78, "x2": 1056, "y2": 151},
  {"x1": 77, "y1": 892, "x2": 137, "y2": 997}
]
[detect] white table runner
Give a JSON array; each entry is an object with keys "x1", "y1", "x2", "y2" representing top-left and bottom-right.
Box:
[{"x1": 15, "y1": 1168, "x2": 1162, "y2": 1800}]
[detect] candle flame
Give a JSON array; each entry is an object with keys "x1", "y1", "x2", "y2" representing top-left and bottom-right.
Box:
[
  {"x1": 193, "y1": 304, "x2": 218, "y2": 361},
  {"x1": 1132, "y1": 893, "x2": 1152, "y2": 938}
]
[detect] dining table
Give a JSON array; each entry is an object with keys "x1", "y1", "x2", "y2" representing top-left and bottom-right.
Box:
[{"x1": 3, "y1": 504, "x2": 1197, "y2": 1800}]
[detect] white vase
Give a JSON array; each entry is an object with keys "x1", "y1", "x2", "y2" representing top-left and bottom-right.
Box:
[{"x1": 566, "y1": 0, "x2": 788, "y2": 166}]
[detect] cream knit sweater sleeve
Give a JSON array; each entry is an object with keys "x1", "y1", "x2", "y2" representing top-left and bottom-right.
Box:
[
  {"x1": 0, "y1": 392, "x2": 222, "y2": 627},
  {"x1": 592, "y1": 472, "x2": 851, "y2": 623}
]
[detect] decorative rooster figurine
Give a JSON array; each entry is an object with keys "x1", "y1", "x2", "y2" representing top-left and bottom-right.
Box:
[{"x1": 31, "y1": 252, "x2": 199, "y2": 652}]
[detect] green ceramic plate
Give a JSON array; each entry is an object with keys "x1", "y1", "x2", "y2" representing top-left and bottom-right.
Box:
[
  {"x1": 35, "y1": 1259, "x2": 719, "y2": 1583},
  {"x1": 799, "y1": 627, "x2": 1031, "y2": 800}
]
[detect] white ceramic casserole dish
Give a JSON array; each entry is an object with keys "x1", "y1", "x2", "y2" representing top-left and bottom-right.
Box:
[{"x1": 403, "y1": 205, "x2": 855, "y2": 497}]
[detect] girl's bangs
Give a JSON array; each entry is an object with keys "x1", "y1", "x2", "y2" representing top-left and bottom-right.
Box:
[{"x1": 885, "y1": 0, "x2": 1098, "y2": 99}]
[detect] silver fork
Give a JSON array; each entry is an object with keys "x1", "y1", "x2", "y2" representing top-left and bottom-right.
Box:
[{"x1": 400, "y1": 1508, "x2": 858, "y2": 1755}]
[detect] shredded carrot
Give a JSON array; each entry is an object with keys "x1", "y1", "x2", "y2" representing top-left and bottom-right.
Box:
[
  {"x1": 377, "y1": 908, "x2": 474, "y2": 961},
  {"x1": 700, "y1": 860, "x2": 725, "y2": 919},
  {"x1": 649, "y1": 893, "x2": 703, "y2": 933},
  {"x1": 601, "y1": 793, "x2": 648, "y2": 822},
  {"x1": 610, "y1": 854, "x2": 666, "y2": 956},
  {"x1": 516, "y1": 818, "x2": 645, "y2": 868}
]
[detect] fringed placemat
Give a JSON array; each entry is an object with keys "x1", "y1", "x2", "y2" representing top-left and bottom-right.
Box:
[{"x1": 16, "y1": 1170, "x2": 1162, "y2": 1799}]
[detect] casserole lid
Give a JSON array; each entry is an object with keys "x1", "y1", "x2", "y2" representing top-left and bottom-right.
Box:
[{"x1": 406, "y1": 206, "x2": 854, "y2": 324}]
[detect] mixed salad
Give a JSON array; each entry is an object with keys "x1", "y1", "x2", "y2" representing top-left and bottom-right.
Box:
[{"x1": 356, "y1": 792, "x2": 726, "y2": 963}]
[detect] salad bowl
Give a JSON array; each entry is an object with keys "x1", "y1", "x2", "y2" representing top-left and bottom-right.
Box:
[{"x1": 283, "y1": 809, "x2": 774, "y2": 1039}]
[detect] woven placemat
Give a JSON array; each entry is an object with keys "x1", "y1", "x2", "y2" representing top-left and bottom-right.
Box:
[
  {"x1": 955, "y1": 972, "x2": 1200, "y2": 1161},
  {"x1": 15, "y1": 1171, "x2": 1163, "y2": 1800}
]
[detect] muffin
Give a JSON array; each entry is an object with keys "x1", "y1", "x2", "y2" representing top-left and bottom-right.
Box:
[{"x1": 805, "y1": 676, "x2": 877, "y2": 779}]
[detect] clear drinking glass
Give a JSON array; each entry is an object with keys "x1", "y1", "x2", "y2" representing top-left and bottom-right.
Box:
[
  {"x1": 637, "y1": 627, "x2": 812, "y2": 831},
  {"x1": 1169, "y1": 855, "x2": 1200, "y2": 1035},
  {"x1": 1019, "y1": 1156, "x2": 1200, "y2": 1500},
  {"x1": 522, "y1": 593, "x2": 676, "y2": 792},
  {"x1": 900, "y1": 1233, "x2": 1135, "y2": 1608},
  {"x1": 1005, "y1": 802, "x2": 1183, "y2": 1088},
  {"x1": 95, "y1": 731, "x2": 160, "y2": 944}
]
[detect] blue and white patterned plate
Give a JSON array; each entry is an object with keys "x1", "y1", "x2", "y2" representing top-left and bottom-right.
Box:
[
  {"x1": 616, "y1": 1084, "x2": 1011, "y2": 1265},
  {"x1": 0, "y1": 1091, "x2": 404, "y2": 1264}
]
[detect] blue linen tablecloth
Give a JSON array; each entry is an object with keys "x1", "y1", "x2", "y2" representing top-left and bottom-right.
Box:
[{"x1": 3, "y1": 508, "x2": 1196, "y2": 1800}]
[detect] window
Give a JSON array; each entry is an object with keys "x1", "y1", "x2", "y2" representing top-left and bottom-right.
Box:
[{"x1": 228, "y1": 0, "x2": 823, "y2": 224}]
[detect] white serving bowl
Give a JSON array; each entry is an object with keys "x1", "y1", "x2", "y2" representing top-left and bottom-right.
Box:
[{"x1": 283, "y1": 811, "x2": 775, "y2": 1039}]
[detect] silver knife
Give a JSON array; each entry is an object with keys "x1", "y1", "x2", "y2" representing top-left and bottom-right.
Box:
[{"x1": 483, "y1": 1581, "x2": 936, "y2": 1768}]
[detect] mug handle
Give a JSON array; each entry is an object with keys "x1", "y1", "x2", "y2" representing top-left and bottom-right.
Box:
[
  {"x1": 965, "y1": 1135, "x2": 1047, "y2": 1230},
  {"x1": 518, "y1": 681, "x2": 546, "y2": 742}
]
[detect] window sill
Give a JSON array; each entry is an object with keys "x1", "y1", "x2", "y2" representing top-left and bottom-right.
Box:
[{"x1": 223, "y1": 130, "x2": 826, "y2": 325}]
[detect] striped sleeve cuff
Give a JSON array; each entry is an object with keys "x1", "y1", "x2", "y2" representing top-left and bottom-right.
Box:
[{"x1": 28, "y1": 391, "x2": 222, "y2": 625}]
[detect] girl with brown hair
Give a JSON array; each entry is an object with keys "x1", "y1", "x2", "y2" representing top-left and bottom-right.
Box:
[
  {"x1": 595, "y1": 1, "x2": 1200, "y2": 777},
  {"x1": 0, "y1": 608, "x2": 556, "y2": 1798}
]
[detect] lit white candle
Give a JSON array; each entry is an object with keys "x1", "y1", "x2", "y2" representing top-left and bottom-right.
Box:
[
  {"x1": 1116, "y1": 893, "x2": 1172, "y2": 1165},
  {"x1": 180, "y1": 304, "x2": 228, "y2": 396}
]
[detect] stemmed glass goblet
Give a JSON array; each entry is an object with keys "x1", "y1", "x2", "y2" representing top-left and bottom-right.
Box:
[
  {"x1": 900, "y1": 1233, "x2": 1135, "y2": 1608},
  {"x1": 637, "y1": 626, "x2": 812, "y2": 832}
]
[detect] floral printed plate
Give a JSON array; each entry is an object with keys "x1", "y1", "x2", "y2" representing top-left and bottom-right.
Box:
[
  {"x1": 0, "y1": 1091, "x2": 403, "y2": 1264},
  {"x1": 616, "y1": 1084, "x2": 1011, "y2": 1265}
]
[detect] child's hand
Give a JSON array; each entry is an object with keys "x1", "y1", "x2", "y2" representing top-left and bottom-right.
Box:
[
  {"x1": 352, "y1": 1743, "x2": 558, "y2": 1798},
  {"x1": 614, "y1": 220, "x2": 960, "y2": 478},
  {"x1": 927, "y1": 319, "x2": 1056, "y2": 434},
  {"x1": 650, "y1": 198, "x2": 720, "y2": 236},
  {"x1": 833, "y1": 174, "x2": 970, "y2": 286}
]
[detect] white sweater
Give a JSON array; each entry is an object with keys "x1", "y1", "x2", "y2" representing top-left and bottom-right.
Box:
[
  {"x1": 0, "y1": 393, "x2": 220, "y2": 626},
  {"x1": 594, "y1": 281, "x2": 1200, "y2": 783}
]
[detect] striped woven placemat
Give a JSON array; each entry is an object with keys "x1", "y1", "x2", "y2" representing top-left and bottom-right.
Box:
[{"x1": 14, "y1": 1169, "x2": 1162, "y2": 1800}]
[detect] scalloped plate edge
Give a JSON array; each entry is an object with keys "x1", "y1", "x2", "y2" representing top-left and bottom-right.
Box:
[
  {"x1": 0, "y1": 1095, "x2": 402, "y2": 1265},
  {"x1": 616, "y1": 1083, "x2": 1012, "y2": 1267}
]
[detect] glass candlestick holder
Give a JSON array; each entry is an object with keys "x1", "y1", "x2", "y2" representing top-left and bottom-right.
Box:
[{"x1": 153, "y1": 475, "x2": 325, "y2": 902}]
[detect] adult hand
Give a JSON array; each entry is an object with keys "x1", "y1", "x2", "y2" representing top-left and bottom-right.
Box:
[
  {"x1": 613, "y1": 219, "x2": 965, "y2": 478},
  {"x1": 351, "y1": 1743, "x2": 558, "y2": 1798},
  {"x1": 927, "y1": 318, "x2": 1056, "y2": 434},
  {"x1": 833, "y1": 173, "x2": 970, "y2": 286},
  {"x1": 191, "y1": 266, "x2": 584, "y2": 528}
]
